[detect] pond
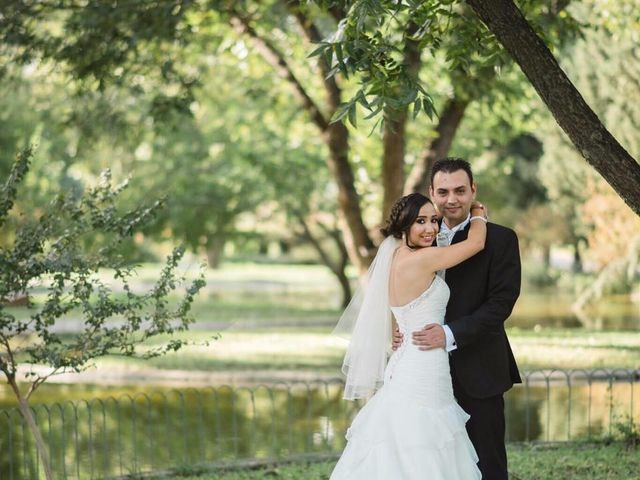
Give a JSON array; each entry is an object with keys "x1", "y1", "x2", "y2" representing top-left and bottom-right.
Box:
[
  {"x1": 509, "y1": 291, "x2": 639, "y2": 331},
  {"x1": 1, "y1": 373, "x2": 638, "y2": 480}
]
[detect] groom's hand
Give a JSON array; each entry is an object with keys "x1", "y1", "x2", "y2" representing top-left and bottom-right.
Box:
[
  {"x1": 412, "y1": 324, "x2": 445, "y2": 350},
  {"x1": 392, "y1": 325, "x2": 404, "y2": 350}
]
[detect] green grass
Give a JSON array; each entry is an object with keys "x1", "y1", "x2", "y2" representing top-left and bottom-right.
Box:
[
  {"x1": 86, "y1": 327, "x2": 640, "y2": 379},
  {"x1": 5, "y1": 261, "x2": 638, "y2": 328},
  {"x1": 150, "y1": 443, "x2": 639, "y2": 479},
  {"x1": 507, "y1": 442, "x2": 640, "y2": 479},
  {"x1": 508, "y1": 328, "x2": 640, "y2": 370}
]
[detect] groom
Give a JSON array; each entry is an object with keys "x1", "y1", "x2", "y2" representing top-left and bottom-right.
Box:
[{"x1": 393, "y1": 158, "x2": 521, "y2": 480}]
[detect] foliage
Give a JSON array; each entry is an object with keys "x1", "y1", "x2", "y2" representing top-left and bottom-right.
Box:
[
  {"x1": 1, "y1": 0, "x2": 637, "y2": 297},
  {"x1": 536, "y1": 0, "x2": 640, "y2": 285},
  {"x1": 310, "y1": 0, "x2": 582, "y2": 125},
  {"x1": 0, "y1": 148, "x2": 206, "y2": 478},
  {"x1": 0, "y1": 148, "x2": 206, "y2": 383},
  {"x1": 0, "y1": 8, "x2": 331, "y2": 267},
  {"x1": 604, "y1": 416, "x2": 640, "y2": 449}
]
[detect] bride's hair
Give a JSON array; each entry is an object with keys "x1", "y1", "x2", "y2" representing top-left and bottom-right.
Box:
[{"x1": 381, "y1": 193, "x2": 432, "y2": 239}]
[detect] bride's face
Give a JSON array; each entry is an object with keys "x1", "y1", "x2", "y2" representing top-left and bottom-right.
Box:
[{"x1": 407, "y1": 203, "x2": 439, "y2": 248}]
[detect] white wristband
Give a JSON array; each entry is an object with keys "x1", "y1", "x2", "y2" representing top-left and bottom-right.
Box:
[{"x1": 470, "y1": 215, "x2": 487, "y2": 222}]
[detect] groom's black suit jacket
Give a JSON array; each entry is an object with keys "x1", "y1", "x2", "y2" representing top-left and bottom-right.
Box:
[{"x1": 445, "y1": 221, "x2": 522, "y2": 399}]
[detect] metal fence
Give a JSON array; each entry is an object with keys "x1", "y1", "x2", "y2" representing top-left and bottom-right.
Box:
[{"x1": 1, "y1": 369, "x2": 638, "y2": 480}]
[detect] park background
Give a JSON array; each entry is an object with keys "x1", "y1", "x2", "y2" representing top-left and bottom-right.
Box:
[{"x1": 0, "y1": 1, "x2": 639, "y2": 479}]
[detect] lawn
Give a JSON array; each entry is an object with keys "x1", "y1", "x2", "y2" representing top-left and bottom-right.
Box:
[
  {"x1": 151, "y1": 443, "x2": 639, "y2": 480},
  {"x1": 12, "y1": 322, "x2": 640, "y2": 389},
  {"x1": 90, "y1": 326, "x2": 640, "y2": 377},
  {"x1": 4, "y1": 261, "x2": 639, "y2": 390}
]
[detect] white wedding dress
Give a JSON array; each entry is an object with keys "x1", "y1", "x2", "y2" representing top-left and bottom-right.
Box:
[{"x1": 331, "y1": 275, "x2": 482, "y2": 479}]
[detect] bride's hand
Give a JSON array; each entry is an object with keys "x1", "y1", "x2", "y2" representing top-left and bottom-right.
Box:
[{"x1": 470, "y1": 201, "x2": 488, "y2": 220}]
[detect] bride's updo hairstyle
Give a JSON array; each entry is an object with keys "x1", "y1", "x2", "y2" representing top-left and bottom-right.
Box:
[{"x1": 380, "y1": 193, "x2": 431, "y2": 243}]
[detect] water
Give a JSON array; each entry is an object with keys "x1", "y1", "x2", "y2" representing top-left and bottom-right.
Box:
[
  {"x1": 509, "y1": 291, "x2": 639, "y2": 331},
  {"x1": 1, "y1": 376, "x2": 638, "y2": 480}
]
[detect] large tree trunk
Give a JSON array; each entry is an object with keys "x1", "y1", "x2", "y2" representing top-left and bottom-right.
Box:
[
  {"x1": 231, "y1": 9, "x2": 376, "y2": 273},
  {"x1": 206, "y1": 236, "x2": 226, "y2": 269},
  {"x1": 380, "y1": 24, "x2": 422, "y2": 221},
  {"x1": 298, "y1": 215, "x2": 352, "y2": 307},
  {"x1": 381, "y1": 110, "x2": 408, "y2": 222},
  {"x1": 323, "y1": 122, "x2": 376, "y2": 272},
  {"x1": 404, "y1": 97, "x2": 469, "y2": 194},
  {"x1": 466, "y1": 0, "x2": 640, "y2": 216}
]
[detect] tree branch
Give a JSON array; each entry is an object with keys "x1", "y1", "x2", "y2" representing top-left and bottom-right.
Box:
[
  {"x1": 320, "y1": 219, "x2": 350, "y2": 275},
  {"x1": 466, "y1": 0, "x2": 640, "y2": 215},
  {"x1": 381, "y1": 21, "x2": 422, "y2": 220},
  {"x1": 228, "y1": 12, "x2": 330, "y2": 131},
  {"x1": 26, "y1": 368, "x2": 61, "y2": 400},
  {"x1": 229, "y1": 3, "x2": 375, "y2": 270},
  {"x1": 286, "y1": 1, "x2": 342, "y2": 111},
  {"x1": 301, "y1": 213, "x2": 353, "y2": 306},
  {"x1": 284, "y1": 1, "x2": 376, "y2": 270},
  {"x1": 404, "y1": 96, "x2": 469, "y2": 194},
  {"x1": 297, "y1": 213, "x2": 339, "y2": 275},
  {"x1": 1, "y1": 335, "x2": 17, "y2": 377}
]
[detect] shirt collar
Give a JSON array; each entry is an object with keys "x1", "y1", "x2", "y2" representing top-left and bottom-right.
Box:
[{"x1": 440, "y1": 213, "x2": 471, "y2": 235}]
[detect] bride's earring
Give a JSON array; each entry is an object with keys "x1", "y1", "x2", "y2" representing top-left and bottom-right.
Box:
[{"x1": 404, "y1": 233, "x2": 413, "y2": 249}]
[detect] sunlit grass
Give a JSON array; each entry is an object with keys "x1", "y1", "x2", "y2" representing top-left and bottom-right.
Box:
[
  {"x1": 510, "y1": 328, "x2": 640, "y2": 370},
  {"x1": 2, "y1": 262, "x2": 344, "y2": 325},
  {"x1": 96, "y1": 329, "x2": 345, "y2": 374},
  {"x1": 3, "y1": 262, "x2": 639, "y2": 388},
  {"x1": 153, "y1": 443, "x2": 640, "y2": 480},
  {"x1": 85, "y1": 327, "x2": 640, "y2": 378}
]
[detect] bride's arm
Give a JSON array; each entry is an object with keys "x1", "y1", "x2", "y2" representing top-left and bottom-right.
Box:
[{"x1": 415, "y1": 203, "x2": 487, "y2": 273}]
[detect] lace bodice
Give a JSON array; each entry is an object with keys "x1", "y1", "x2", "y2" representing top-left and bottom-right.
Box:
[{"x1": 390, "y1": 274, "x2": 450, "y2": 333}]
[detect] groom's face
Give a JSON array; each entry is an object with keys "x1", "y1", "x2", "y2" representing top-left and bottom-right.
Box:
[{"x1": 429, "y1": 169, "x2": 476, "y2": 227}]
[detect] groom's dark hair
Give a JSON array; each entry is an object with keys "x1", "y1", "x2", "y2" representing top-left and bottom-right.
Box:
[{"x1": 430, "y1": 158, "x2": 474, "y2": 186}]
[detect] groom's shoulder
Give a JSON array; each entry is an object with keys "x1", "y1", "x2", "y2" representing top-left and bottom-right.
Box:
[{"x1": 486, "y1": 222, "x2": 518, "y2": 242}]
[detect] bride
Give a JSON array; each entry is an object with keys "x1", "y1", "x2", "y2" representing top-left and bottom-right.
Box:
[{"x1": 331, "y1": 193, "x2": 486, "y2": 480}]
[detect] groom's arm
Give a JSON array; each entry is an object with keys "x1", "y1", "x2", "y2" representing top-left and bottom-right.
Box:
[{"x1": 447, "y1": 228, "x2": 521, "y2": 349}]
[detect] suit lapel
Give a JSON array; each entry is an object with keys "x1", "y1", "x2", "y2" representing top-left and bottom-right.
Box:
[{"x1": 450, "y1": 222, "x2": 471, "y2": 245}]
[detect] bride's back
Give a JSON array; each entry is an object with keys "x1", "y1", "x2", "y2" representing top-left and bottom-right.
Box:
[{"x1": 389, "y1": 247, "x2": 437, "y2": 307}]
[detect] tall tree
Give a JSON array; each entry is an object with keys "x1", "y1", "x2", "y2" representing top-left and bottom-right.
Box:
[
  {"x1": 0, "y1": 0, "x2": 585, "y2": 278},
  {"x1": 313, "y1": 0, "x2": 640, "y2": 215},
  {"x1": 537, "y1": 0, "x2": 640, "y2": 291}
]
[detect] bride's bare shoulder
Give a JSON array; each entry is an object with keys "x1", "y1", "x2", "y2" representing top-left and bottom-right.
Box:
[{"x1": 392, "y1": 246, "x2": 438, "y2": 272}]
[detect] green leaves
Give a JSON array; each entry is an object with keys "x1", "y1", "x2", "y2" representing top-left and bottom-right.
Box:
[
  {"x1": 0, "y1": 148, "x2": 206, "y2": 388},
  {"x1": 312, "y1": 0, "x2": 581, "y2": 125},
  {"x1": 0, "y1": 147, "x2": 31, "y2": 227},
  {"x1": 310, "y1": 1, "x2": 451, "y2": 123}
]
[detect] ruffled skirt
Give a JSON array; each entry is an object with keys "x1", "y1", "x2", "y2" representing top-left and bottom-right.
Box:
[{"x1": 330, "y1": 370, "x2": 481, "y2": 480}]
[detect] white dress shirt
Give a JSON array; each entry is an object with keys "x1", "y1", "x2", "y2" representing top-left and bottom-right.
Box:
[{"x1": 437, "y1": 214, "x2": 471, "y2": 353}]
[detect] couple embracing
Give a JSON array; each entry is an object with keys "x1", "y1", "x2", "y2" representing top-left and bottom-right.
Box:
[{"x1": 331, "y1": 158, "x2": 522, "y2": 480}]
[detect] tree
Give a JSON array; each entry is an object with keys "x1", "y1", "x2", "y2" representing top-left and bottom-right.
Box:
[
  {"x1": 536, "y1": 0, "x2": 640, "y2": 304},
  {"x1": 312, "y1": 0, "x2": 640, "y2": 215},
  {"x1": 0, "y1": 149, "x2": 206, "y2": 480},
  {"x1": 0, "y1": 0, "x2": 579, "y2": 276}
]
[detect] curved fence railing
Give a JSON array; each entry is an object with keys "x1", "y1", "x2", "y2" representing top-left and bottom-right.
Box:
[{"x1": 0, "y1": 369, "x2": 638, "y2": 479}]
